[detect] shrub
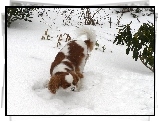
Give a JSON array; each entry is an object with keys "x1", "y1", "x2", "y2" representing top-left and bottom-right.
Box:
[
  {"x1": 115, "y1": 8, "x2": 154, "y2": 18},
  {"x1": 113, "y1": 22, "x2": 154, "y2": 72},
  {"x1": 7, "y1": 8, "x2": 36, "y2": 27}
]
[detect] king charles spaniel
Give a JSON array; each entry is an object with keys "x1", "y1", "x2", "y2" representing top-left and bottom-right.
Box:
[{"x1": 48, "y1": 26, "x2": 96, "y2": 94}]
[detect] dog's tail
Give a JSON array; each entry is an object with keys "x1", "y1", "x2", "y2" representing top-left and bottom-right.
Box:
[{"x1": 76, "y1": 26, "x2": 96, "y2": 52}]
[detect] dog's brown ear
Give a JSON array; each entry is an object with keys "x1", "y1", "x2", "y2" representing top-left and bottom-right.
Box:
[{"x1": 48, "y1": 75, "x2": 61, "y2": 94}]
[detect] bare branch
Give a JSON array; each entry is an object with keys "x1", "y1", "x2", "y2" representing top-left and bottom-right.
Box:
[{"x1": 91, "y1": 8, "x2": 103, "y2": 19}]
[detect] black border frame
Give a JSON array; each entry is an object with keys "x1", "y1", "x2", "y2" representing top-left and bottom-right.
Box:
[{"x1": 5, "y1": 6, "x2": 155, "y2": 116}]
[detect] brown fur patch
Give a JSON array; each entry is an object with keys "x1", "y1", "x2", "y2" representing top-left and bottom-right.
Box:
[
  {"x1": 48, "y1": 72, "x2": 71, "y2": 94},
  {"x1": 84, "y1": 40, "x2": 94, "y2": 51},
  {"x1": 62, "y1": 61, "x2": 74, "y2": 71},
  {"x1": 67, "y1": 41, "x2": 85, "y2": 74}
]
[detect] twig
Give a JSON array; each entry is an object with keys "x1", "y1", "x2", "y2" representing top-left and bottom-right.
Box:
[
  {"x1": 92, "y1": 8, "x2": 103, "y2": 19},
  {"x1": 137, "y1": 18, "x2": 140, "y2": 22}
]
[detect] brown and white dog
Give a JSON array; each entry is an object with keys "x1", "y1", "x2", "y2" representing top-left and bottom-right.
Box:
[{"x1": 48, "y1": 26, "x2": 96, "y2": 94}]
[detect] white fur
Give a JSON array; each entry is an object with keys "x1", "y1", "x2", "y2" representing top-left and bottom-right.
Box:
[
  {"x1": 63, "y1": 59, "x2": 75, "y2": 71},
  {"x1": 76, "y1": 26, "x2": 96, "y2": 51},
  {"x1": 53, "y1": 63, "x2": 71, "y2": 75},
  {"x1": 65, "y1": 73, "x2": 73, "y2": 83},
  {"x1": 75, "y1": 40, "x2": 88, "y2": 72},
  {"x1": 62, "y1": 58, "x2": 71, "y2": 62},
  {"x1": 60, "y1": 44, "x2": 69, "y2": 56}
]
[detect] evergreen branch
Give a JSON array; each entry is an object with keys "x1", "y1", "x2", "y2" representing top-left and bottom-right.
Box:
[{"x1": 139, "y1": 55, "x2": 154, "y2": 72}]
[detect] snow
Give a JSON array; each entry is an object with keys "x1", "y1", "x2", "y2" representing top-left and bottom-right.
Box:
[{"x1": 7, "y1": 8, "x2": 154, "y2": 115}]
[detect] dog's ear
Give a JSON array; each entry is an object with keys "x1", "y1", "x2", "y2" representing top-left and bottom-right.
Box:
[{"x1": 48, "y1": 75, "x2": 61, "y2": 94}]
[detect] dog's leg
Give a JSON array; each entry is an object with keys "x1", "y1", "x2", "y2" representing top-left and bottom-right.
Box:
[
  {"x1": 76, "y1": 78, "x2": 83, "y2": 92},
  {"x1": 75, "y1": 67, "x2": 84, "y2": 78},
  {"x1": 76, "y1": 71, "x2": 84, "y2": 78}
]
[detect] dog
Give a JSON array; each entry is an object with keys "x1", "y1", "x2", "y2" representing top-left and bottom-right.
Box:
[{"x1": 48, "y1": 26, "x2": 96, "y2": 94}]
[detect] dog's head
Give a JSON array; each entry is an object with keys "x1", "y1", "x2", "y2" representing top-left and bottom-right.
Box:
[{"x1": 48, "y1": 71, "x2": 80, "y2": 94}]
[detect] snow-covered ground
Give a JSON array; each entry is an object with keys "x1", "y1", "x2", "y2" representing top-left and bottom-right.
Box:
[{"x1": 7, "y1": 8, "x2": 154, "y2": 115}]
